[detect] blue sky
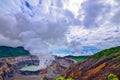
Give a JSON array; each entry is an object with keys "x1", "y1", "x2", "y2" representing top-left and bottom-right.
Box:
[
  {"x1": 51, "y1": 46, "x2": 101, "y2": 56},
  {"x1": 0, "y1": 0, "x2": 120, "y2": 56}
]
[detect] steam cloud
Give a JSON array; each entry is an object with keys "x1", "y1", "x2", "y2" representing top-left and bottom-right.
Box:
[
  {"x1": 0, "y1": 0, "x2": 120, "y2": 69},
  {"x1": 0, "y1": 0, "x2": 78, "y2": 69}
]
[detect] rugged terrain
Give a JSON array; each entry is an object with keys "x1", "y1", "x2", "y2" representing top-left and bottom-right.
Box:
[
  {"x1": 0, "y1": 54, "x2": 75, "y2": 80},
  {"x1": 62, "y1": 46, "x2": 120, "y2": 80},
  {"x1": 0, "y1": 46, "x2": 120, "y2": 80}
]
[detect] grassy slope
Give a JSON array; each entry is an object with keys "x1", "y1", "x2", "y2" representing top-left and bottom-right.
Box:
[
  {"x1": 0, "y1": 46, "x2": 30, "y2": 58},
  {"x1": 92, "y1": 46, "x2": 120, "y2": 59},
  {"x1": 65, "y1": 55, "x2": 89, "y2": 62}
]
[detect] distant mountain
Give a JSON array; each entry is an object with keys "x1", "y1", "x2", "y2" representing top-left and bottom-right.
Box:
[
  {"x1": 64, "y1": 55, "x2": 89, "y2": 62},
  {"x1": 62, "y1": 46, "x2": 120, "y2": 80},
  {"x1": 0, "y1": 46, "x2": 30, "y2": 58}
]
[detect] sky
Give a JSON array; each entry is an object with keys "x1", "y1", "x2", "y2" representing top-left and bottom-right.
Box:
[{"x1": 0, "y1": 0, "x2": 120, "y2": 57}]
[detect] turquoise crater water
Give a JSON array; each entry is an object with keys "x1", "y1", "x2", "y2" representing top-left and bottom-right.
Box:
[{"x1": 20, "y1": 66, "x2": 39, "y2": 71}]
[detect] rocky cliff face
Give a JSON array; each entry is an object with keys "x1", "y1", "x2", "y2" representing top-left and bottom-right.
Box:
[
  {"x1": 0, "y1": 62, "x2": 15, "y2": 80},
  {"x1": 62, "y1": 53, "x2": 120, "y2": 80}
]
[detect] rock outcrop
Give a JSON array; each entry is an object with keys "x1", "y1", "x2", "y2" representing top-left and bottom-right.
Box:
[{"x1": 0, "y1": 62, "x2": 15, "y2": 80}]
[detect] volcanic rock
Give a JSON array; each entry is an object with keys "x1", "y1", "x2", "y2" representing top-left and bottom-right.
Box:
[{"x1": 62, "y1": 54, "x2": 120, "y2": 80}]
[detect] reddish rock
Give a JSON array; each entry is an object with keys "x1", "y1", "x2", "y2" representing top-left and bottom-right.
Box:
[{"x1": 39, "y1": 70, "x2": 47, "y2": 74}]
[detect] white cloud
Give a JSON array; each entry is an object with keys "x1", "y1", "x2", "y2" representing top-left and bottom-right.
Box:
[
  {"x1": 63, "y1": 0, "x2": 84, "y2": 17},
  {"x1": 0, "y1": 0, "x2": 120, "y2": 60},
  {"x1": 0, "y1": 0, "x2": 83, "y2": 69}
]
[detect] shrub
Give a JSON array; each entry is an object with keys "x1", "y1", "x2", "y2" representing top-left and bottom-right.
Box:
[
  {"x1": 55, "y1": 77, "x2": 74, "y2": 80},
  {"x1": 108, "y1": 73, "x2": 119, "y2": 80}
]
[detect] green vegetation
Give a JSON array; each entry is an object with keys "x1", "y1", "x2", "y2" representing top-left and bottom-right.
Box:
[
  {"x1": 0, "y1": 46, "x2": 30, "y2": 58},
  {"x1": 108, "y1": 73, "x2": 119, "y2": 80},
  {"x1": 66, "y1": 78, "x2": 74, "y2": 80},
  {"x1": 55, "y1": 77, "x2": 73, "y2": 80},
  {"x1": 92, "y1": 46, "x2": 120, "y2": 59},
  {"x1": 65, "y1": 55, "x2": 89, "y2": 62}
]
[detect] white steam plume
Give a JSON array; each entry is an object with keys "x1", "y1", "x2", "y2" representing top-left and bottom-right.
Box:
[{"x1": 0, "y1": 0, "x2": 78, "y2": 69}]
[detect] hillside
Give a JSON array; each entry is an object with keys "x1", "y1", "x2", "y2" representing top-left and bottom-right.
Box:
[
  {"x1": 0, "y1": 46, "x2": 30, "y2": 58},
  {"x1": 64, "y1": 55, "x2": 89, "y2": 62},
  {"x1": 92, "y1": 46, "x2": 120, "y2": 59},
  {"x1": 61, "y1": 46, "x2": 120, "y2": 80}
]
